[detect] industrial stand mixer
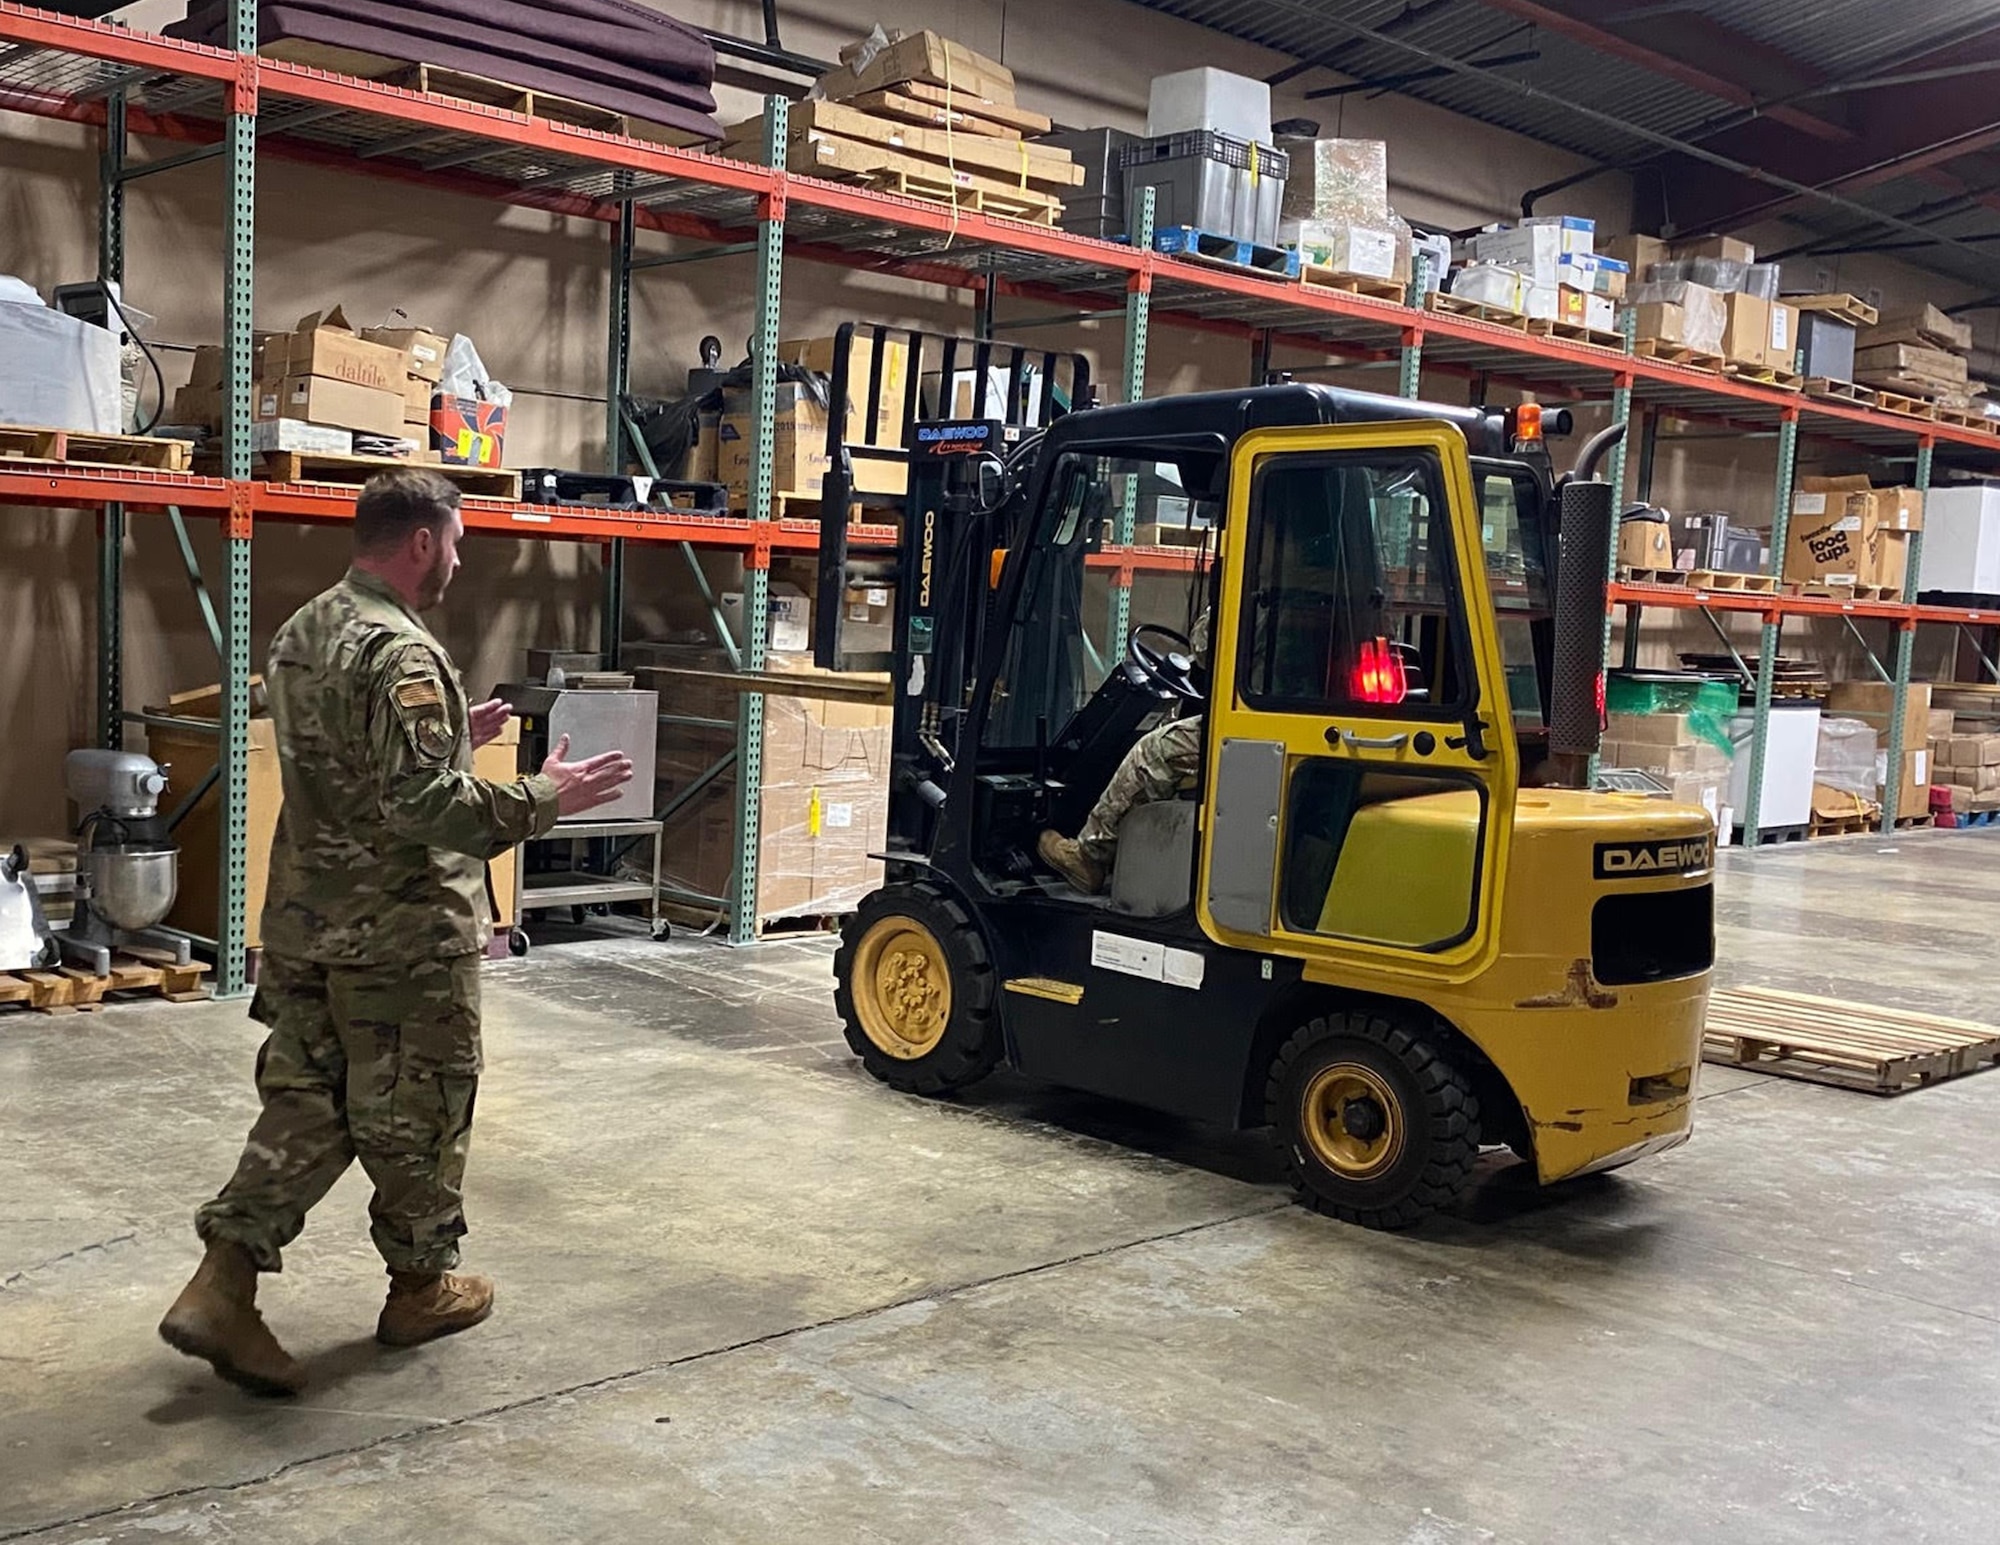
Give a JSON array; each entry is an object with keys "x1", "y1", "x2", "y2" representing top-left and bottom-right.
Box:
[{"x1": 60, "y1": 749, "x2": 189, "y2": 977}]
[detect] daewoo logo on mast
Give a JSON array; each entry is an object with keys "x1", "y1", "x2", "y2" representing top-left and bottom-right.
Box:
[{"x1": 1592, "y1": 835, "x2": 1715, "y2": 880}]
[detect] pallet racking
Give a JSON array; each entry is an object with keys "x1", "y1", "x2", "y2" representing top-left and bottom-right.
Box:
[{"x1": 5, "y1": 0, "x2": 2000, "y2": 989}]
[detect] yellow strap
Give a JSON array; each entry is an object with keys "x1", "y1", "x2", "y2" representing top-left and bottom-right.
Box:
[{"x1": 1248, "y1": 141, "x2": 1259, "y2": 187}]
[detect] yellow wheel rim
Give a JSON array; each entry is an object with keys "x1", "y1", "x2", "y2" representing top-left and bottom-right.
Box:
[
  {"x1": 1300, "y1": 1062, "x2": 1405, "y2": 1180},
  {"x1": 851, "y1": 915, "x2": 953, "y2": 1060}
]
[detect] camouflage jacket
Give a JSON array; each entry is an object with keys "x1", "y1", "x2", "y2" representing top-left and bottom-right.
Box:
[{"x1": 261, "y1": 567, "x2": 559, "y2": 964}]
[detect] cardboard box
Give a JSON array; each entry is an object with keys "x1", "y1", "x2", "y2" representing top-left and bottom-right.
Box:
[
  {"x1": 1854, "y1": 340, "x2": 1968, "y2": 386},
  {"x1": 1873, "y1": 529, "x2": 1914, "y2": 593},
  {"x1": 1978, "y1": 762, "x2": 2000, "y2": 795},
  {"x1": 1785, "y1": 475, "x2": 1873, "y2": 585},
  {"x1": 171, "y1": 382, "x2": 222, "y2": 430},
  {"x1": 403, "y1": 376, "x2": 433, "y2": 417},
  {"x1": 1632, "y1": 301, "x2": 1685, "y2": 345},
  {"x1": 1721, "y1": 292, "x2": 1771, "y2": 366},
  {"x1": 1825, "y1": 681, "x2": 1931, "y2": 756},
  {"x1": 781, "y1": 333, "x2": 910, "y2": 446},
  {"x1": 429, "y1": 394, "x2": 506, "y2": 467},
  {"x1": 1618, "y1": 516, "x2": 1672, "y2": 570},
  {"x1": 685, "y1": 409, "x2": 721, "y2": 482},
  {"x1": 642, "y1": 659, "x2": 892, "y2": 926},
  {"x1": 1767, "y1": 300, "x2": 1798, "y2": 370},
  {"x1": 250, "y1": 418, "x2": 353, "y2": 456},
  {"x1": 187, "y1": 344, "x2": 225, "y2": 390},
  {"x1": 1599, "y1": 234, "x2": 1669, "y2": 275},
  {"x1": 257, "y1": 373, "x2": 406, "y2": 437},
  {"x1": 1671, "y1": 235, "x2": 1755, "y2": 264},
  {"x1": 721, "y1": 383, "x2": 906, "y2": 506},
  {"x1": 1872, "y1": 302, "x2": 1972, "y2": 354},
  {"x1": 1605, "y1": 710, "x2": 1699, "y2": 747},
  {"x1": 1928, "y1": 708, "x2": 1957, "y2": 741},
  {"x1": 361, "y1": 325, "x2": 449, "y2": 383},
  {"x1": 282, "y1": 307, "x2": 408, "y2": 393},
  {"x1": 817, "y1": 29, "x2": 1015, "y2": 103}
]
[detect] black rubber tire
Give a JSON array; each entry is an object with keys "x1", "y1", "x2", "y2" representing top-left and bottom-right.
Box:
[
  {"x1": 1266, "y1": 1011, "x2": 1481, "y2": 1230},
  {"x1": 834, "y1": 882, "x2": 1001, "y2": 1095}
]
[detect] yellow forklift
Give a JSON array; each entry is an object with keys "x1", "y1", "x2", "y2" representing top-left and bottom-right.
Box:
[{"x1": 811, "y1": 326, "x2": 1713, "y2": 1229}]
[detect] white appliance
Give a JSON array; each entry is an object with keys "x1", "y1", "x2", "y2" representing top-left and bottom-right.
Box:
[
  {"x1": 1728, "y1": 704, "x2": 1819, "y2": 833},
  {"x1": 1917, "y1": 485, "x2": 2000, "y2": 596},
  {"x1": 1145, "y1": 68, "x2": 1272, "y2": 145}
]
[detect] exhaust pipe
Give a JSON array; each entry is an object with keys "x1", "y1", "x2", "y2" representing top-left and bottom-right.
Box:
[{"x1": 1546, "y1": 425, "x2": 1624, "y2": 786}]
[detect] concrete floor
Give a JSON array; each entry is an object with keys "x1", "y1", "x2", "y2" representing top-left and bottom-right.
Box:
[{"x1": 4, "y1": 831, "x2": 1999, "y2": 1543}]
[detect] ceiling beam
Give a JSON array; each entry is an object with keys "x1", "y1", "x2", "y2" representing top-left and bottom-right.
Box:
[{"x1": 1470, "y1": 0, "x2": 1856, "y2": 142}]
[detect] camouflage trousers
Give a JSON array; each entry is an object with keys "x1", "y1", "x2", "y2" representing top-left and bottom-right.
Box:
[
  {"x1": 196, "y1": 951, "x2": 483, "y2": 1275},
  {"x1": 1076, "y1": 715, "x2": 1203, "y2": 865}
]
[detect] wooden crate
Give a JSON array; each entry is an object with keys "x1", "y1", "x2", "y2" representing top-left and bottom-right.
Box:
[{"x1": 1704, "y1": 986, "x2": 2000, "y2": 1095}]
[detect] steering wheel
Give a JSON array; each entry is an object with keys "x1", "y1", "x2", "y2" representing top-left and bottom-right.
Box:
[{"x1": 1129, "y1": 623, "x2": 1204, "y2": 705}]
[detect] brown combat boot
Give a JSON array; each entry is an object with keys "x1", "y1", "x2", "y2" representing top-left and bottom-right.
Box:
[
  {"x1": 1037, "y1": 830, "x2": 1106, "y2": 895},
  {"x1": 157, "y1": 1241, "x2": 305, "y2": 1397},
  {"x1": 376, "y1": 1270, "x2": 494, "y2": 1347}
]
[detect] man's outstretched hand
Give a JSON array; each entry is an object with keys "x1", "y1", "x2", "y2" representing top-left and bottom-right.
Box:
[
  {"x1": 468, "y1": 698, "x2": 514, "y2": 750},
  {"x1": 542, "y1": 733, "x2": 636, "y2": 816}
]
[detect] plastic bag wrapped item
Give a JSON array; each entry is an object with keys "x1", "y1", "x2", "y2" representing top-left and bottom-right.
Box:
[
  {"x1": 438, "y1": 334, "x2": 512, "y2": 407},
  {"x1": 1686, "y1": 257, "x2": 1748, "y2": 293},
  {"x1": 1278, "y1": 137, "x2": 1387, "y2": 223},
  {"x1": 1741, "y1": 263, "x2": 1782, "y2": 300},
  {"x1": 1450, "y1": 262, "x2": 1523, "y2": 311},
  {"x1": 0, "y1": 295, "x2": 122, "y2": 433},
  {"x1": 1606, "y1": 676, "x2": 1737, "y2": 759},
  {"x1": 1631, "y1": 280, "x2": 1726, "y2": 354},
  {"x1": 1410, "y1": 230, "x2": 1452, "y2": 295},
  {"x1": 1815, "y1": 716, "x2": 1879, "y2": 798},
  {"x1": 1645, "y1": 259, "x2": 1692, "y2": 283},
  {"x1": 1296, "y1": 213, "x2": 1410, "y2": 283}
]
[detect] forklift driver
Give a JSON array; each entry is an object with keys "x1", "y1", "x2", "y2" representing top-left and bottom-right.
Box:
[{"x1": 1037, "y1": 612, "x2": 1208, "y2": 895}]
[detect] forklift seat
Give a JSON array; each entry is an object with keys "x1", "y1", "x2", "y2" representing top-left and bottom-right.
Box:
[{"x1": 1109, "y1": 797, "x2": 1197, "y2": 917}]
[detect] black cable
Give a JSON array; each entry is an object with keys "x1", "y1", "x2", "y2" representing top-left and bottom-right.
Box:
[{"x1": 97, "y1": 282, "x2": 166, "y2": 435}]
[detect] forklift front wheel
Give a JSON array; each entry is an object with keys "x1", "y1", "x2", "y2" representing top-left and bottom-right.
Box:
[
  {"x1": 836, "y1": 884, "x2": 1000, "y2": 1095},
  {"x1": 1267, "y1": 1012, "x2": 1480, "y2": 1231}
]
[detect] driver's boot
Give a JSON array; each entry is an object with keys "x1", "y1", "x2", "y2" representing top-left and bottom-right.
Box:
[{"x1": 1038, "y1": 830, "x2": 1106, "y2": 895}]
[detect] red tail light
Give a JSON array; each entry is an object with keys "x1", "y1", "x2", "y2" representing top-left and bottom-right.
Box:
[
  {"x1": 1595, "y1": 669, "x2": 1607, "y2": 726},
  {"x1": 1352, "y1": 637, "x2": 1408, "y2": 705}
]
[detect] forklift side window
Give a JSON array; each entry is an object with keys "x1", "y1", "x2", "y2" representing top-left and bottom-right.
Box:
[
  {"x1": 1476, "y1": 468, "x2": 1554, "y2": 733},
  {"x1": 1238, "y1": 451, "x2": 1469, "y2": 719}
]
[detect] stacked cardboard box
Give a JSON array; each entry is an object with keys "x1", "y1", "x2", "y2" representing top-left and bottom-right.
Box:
[
  {"x1": 1612, "y1": 232, "x2": 1795, "y2": 368},
  {"x1": 1855, "y1": 304, "x2": 1978, "y2": 406},
  {"x1": 1932, "y1": 722, "x2": 2000, "y2": 815},
  {"x1": 1446, "y1": 216, "x2": 1624, "y2": 327},
  {"x1": 361, "y1": 323, "x2": 448, "y2": 459},
  {"x1": 1825, "y1": 681, "x2": 1933, "y2": 818},
  {"x1": 718, "y1": 333, "x2": 911, "y2": 511},
  {"x1": 638, "y1": 645, "x2": 892, "y2": 927},
  {"x1": 253, "y1": 308, "x2": 409, "y2": 440},
  {"x1": 1600, "y1": 709, "x2": 1732, "y2": 822},
  {"x1": 1784, "y1": 475, "x2": 1925, "y2": 594},
  {"x1": 722, "y1": 32, "x2": 1073, "y2": 225}
]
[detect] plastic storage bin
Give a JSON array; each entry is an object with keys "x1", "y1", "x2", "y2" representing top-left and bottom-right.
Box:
[
  {"x1": 1039, "y1": 127, "x2": 1139, "y2": 242},
  {"x1": 1120, "y1": 132, "x2": 1288, "y2": 247},
  {"x1": 1146, "y1": 67, "x2": 1271, "y2": 145}
]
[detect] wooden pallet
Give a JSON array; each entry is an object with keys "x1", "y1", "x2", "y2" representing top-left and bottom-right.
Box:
[
  {"x1": 0, "y1": 954, "x2": 209, "y2": 1015},
  {"x1": 1791, "y1": 293, "x2": 1879, "y2": 328},
  {"x1": 1873, "y1": 390, "x2": 1938, "y2": 420},
  {"x1": 259, "y1": 450, "x2": 521, "y2": 499},
  {"x1": 1703, "y1": 985, "x2": 2000, "y2": 1095},
  {"x1": 1804, "y1": 378, "x2": 1876, "y2": 407},
  {"x1": 1788, "y1": 580, "x2": 1857, "y2": 601},
  {"x1": 0, "y1": 424, "x2": 193, "y2": 472},
  {"x1": 1737, "y1": 821, "x2": 1809, "y2": 845},
  {"x1": 1617, "y1": 566, "x2": 1690, "y2": 586},
  {"x1": 392, "y1": 62, "x2": 627, "y2": 135},
  {"x1": 1425, "y1": 291, "x2": 1529, "y2": 330},
  {"x1": 853, "y1": 166, "x2": 1057, "y2": 225},
  {"x1": 1689, "y1": 569, "x2": 1777, "y2": 593},
  {"x1": 1934, "y1": 404, "x2": 1996, "y2": 433},
  {"x1": 1808, "y1": 812, "x2": 1873, "y2": 838},
  {"x1": 1634, "y1": 338, "x2": 1726, "y2": 372},
  {"x1": 1722, "y1": 362, "x2": 1805, "y2": 392},
  {"x1": 1302, "y1": 267, "x2": 1406, "y2": 302},
  {"x1": 1526, "y1": 317, "x2": 1625, "y2": 350},
  {"x1": 1874, "y1": 812, "x2": 1934, "y2": 831}
]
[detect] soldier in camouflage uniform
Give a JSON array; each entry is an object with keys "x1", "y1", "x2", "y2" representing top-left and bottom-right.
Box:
[
  {"x1": 1038, "y1": 614, "x2": 1208, "y2": 895},
  {"x1": 159, "y1": 469, "x2": 632, "y2": 1395}
]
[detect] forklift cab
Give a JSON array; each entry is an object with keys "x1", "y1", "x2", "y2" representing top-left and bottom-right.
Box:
[{"x1": 817, "y1": 329, "x2": 1711, "y2": 1231}]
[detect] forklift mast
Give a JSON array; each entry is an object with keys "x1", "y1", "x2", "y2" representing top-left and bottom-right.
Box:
[{"x1": 813, "y1": 324, "x2": 1092, "y2": 849}]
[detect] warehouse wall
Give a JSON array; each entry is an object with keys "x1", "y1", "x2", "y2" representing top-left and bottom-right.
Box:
[{"x1": 0, "y1": 0, "x2": 1988, "y2": 836}]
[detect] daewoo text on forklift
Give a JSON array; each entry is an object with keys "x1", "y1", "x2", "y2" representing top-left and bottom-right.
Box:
[{"x1": 810, "y1": 324, "x2": 1714, "y2": 1229}]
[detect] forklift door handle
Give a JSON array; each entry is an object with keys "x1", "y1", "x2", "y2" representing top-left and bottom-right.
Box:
[{"x1": 1327, "y1": 727, "x2": 1409, "y2": 752}]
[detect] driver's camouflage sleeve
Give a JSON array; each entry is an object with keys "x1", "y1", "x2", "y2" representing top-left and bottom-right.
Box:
[{"x1": 1076, "y1": 715, "x2": 1203, "y2": 865}]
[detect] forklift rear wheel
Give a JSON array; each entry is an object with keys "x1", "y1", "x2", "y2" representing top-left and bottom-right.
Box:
[
  {"x1": 1267, "y1": 1012, "x2": 1480, "y2": 1230},
  {"x1": 835, "y1": 883, "x2": 1000, "y2": 1095}
]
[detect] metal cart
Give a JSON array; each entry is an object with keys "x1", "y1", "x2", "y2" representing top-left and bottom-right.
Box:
[{"x1": 510, "y1": 816, "x2": 666, "y2": 954}]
